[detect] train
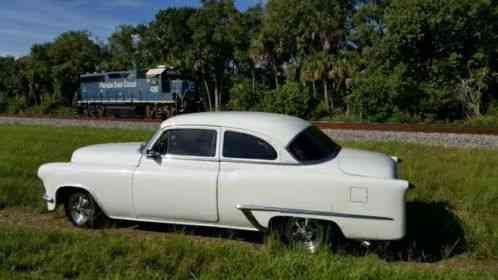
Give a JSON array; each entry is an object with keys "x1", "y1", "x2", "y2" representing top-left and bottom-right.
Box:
[{"x1": 78, "y1": 66, "x2": 200, "y2": 119}]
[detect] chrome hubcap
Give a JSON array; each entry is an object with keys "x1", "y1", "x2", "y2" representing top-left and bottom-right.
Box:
[
  {"x1": 69, "y1": 194, "x2": 93, "y2": 226},
  {"x1": 286, "y1": 218, "x2": 324, "y2": 253}
]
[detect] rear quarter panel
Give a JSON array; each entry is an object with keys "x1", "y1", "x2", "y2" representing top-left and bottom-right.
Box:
[{"x1": 219, "y1": 160, "x2": 409, "y2": 240}]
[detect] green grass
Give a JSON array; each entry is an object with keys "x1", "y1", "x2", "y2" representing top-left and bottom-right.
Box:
[
  {"x1": 0, "y1": 124, "x2": 497, "y2": 279},
  {"x1": 0, "y1": 225, "x2": 495, "y2": 280},
  {"x1": 0, "y1": 125, "x2": 153, "y2": 209}
]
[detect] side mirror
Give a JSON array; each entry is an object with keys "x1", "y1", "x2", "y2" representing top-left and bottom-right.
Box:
[{"x1": 145, "y1": 149, "x2": 161, "y2": 159}]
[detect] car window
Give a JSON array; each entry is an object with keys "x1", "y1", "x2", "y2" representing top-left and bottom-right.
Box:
[
  {"x1": 153, "y1": 129, "x2": 217, "y2": 157},
  {"x1": 223, "y1": 131, "x2": 277, "y2": 160},
  {"x1": 287, "y1": 126, "x2": 341, "y2": 163}
]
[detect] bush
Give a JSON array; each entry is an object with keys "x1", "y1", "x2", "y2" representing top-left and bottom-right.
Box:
[
  {"x1": 462, "y1": 115, "x2": 498, "y2": 128},
  {"x1": 27, "y1": 94, "x2": 60, "y2": 114},
  {"x1": 5, "y1": 96, "x2": 28, "y2": 114},
  {"x1": 485, "y1": 100, "x2": 498, "y2": 117},
  {"x1": 226, "y1": 79, "x2": 261, "y2": 111},
  {"x1": 261, "y1": 81, "x2": 312, "y2": 118},
  {"x1": 350, "y1": 70, "x2": 397, "y2": 122},
  {"x1": 309, "y1": 100, "x2": 332, "y2": 121}
]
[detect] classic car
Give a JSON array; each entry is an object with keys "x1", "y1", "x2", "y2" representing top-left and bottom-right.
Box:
[{"x1": 38, "y1": 112, "x2": 411, "y2": 252}]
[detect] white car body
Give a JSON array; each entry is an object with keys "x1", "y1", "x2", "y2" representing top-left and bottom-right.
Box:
[{"x1": 38, "y1": 112, "x2": 410, "y2": 241}]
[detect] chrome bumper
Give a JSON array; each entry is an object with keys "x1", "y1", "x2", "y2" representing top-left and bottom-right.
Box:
[{"x1": 43, "y1": 194, "x2": 54, "y2": 203}]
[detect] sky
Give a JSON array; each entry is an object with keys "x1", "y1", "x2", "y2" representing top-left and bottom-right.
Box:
[{"x1": 0, "y1": 0, "x2": 264, "y2": 57}]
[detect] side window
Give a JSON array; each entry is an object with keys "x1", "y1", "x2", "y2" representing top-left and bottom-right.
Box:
[
  {"x1": 223, "y1": 131, "x2": 277, "y2": 160},
  {"x1": 152, "y1": 129, "x2": 217, "y2": 157},
  {"x1": 152, "y1": 131, "x2": 169, "y2": 155}
]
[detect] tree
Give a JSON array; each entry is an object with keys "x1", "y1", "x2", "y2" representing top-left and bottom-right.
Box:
[
  {"x1": 0, "y1": 56, "x2": 18, "y2": 101},
  {"x1": 259, "y1": 0, "x2": 351, "y2": 112},
  {"x1": 457, "y1": 67, "x2": 491, "y2": 118},
  {"x1": 144, "y1": 8, "x2": 196, "y2": 70},
  {"x1": 188, "y1": 0, "x2": 243, "y2": 111},
  {"x1": 30, "y1": 43, "x2": 54, "y2": 106},
  {"x1": 255, "y1": 0, "x2": 302, "y2": 88},
  {"x1": 48, "y1": 31, "x2": 101, "y2": 105},
  {"x1": 106, "y1": 25, "x2": 148, "y2": 71},
  {"x1": 348, "y1": 0, "x2": 498, "y2": 120},
  {"x1": 235, "y1": 5, "x2": 263, "y2": 94}
]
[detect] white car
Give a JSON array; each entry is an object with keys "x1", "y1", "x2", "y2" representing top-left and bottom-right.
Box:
[{"x1": 38, "y1": 112, "x2": 411, "y2": 252}]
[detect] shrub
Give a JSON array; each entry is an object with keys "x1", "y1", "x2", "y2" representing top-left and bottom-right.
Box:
[
  {"x1": 462, "y1": 115, "x2": 498, "y2": 128},
  {"x1": 349, "y1": 69, "x2": 398, "y2": 122},
  {"x1": 309, "y1": 100, "x2": 332, "y2": 121},
  {"x1": 261, "y1": 81, "x2": 312, "y2": 118},
  {"x1": 350, "y1": 65, "x2": 425, "y2": 122},
  {"x1": 5, "y1": 96, "x2": 28, "y2": 114},
  {"x1": 226, "y1": 79, "x2": 261, "y2": 111}
]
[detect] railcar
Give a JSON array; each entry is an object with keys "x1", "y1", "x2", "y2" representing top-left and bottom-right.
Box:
[{"x1": 78, "y1": 66, "x2": 199, "y2": 119}]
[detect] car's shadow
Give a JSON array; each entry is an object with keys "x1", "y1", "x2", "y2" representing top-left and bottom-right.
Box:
[
  {"x1": 338, "y1": 201, "x2": 467, "y2": 262},
  {"x1": 106, "y1": 200, "x2": 466, "y2": 263},
  {"x1": 108, "y1": 219, "x2": 265, "y2": 244}
]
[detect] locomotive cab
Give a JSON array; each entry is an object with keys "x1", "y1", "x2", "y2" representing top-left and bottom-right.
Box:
[{"x1": 146, "y1": 66, "x2": 198, "y2": 114}]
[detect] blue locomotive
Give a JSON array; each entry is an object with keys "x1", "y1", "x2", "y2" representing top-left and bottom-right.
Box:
[{"x1": 78, "y1": 66, "x2": 200, "y2": 118}]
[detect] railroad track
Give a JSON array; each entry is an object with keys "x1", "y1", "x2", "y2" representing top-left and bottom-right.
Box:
[{"x1": 1, "y1": 114, "x2": 498, "y2": 135}]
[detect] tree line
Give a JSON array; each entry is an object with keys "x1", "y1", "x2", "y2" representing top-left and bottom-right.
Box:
[{"x1": 0, "y1": 0, "x2": 497, "y2": 122}]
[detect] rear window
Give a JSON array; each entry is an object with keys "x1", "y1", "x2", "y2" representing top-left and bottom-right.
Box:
[
  {"x1": 223, "y1": 131, "x2": 277, "y2": 160},
  {"x1": 287, "y1": 126, "x2": 341, "y2": 163}
]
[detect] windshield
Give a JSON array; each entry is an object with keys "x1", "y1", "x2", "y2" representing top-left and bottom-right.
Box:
[{"x1": 287, "y1": 126, "x2": 341, "y2": 163}]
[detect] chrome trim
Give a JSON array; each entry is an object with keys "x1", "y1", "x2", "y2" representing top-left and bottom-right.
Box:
[
  {"x1": 43, "y1": 194, "x2": 54, "y2": 203},
  {"x1": 237, "y1": 207, "x2": 268, "y2": 232},
  {"x1": 220, "y1": 158, "x2": 299, "y2": 166},
  {"x1": 236, "y1": 204, "x2": 394, "y2": 231},
  {"x1": 163, "y1": 154, "x2": 218, "y2": 162}
]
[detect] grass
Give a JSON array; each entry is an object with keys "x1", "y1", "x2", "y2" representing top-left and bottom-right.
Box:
[
  {"x1": 0, "y1": 125, "x2": 153, "y2": 209},
  {"x1": 0, "y1": 225, "x2": 495, "y2": 280},
  {"x1": 0, "y1": 124, "x2": 497, "y2": 278}
]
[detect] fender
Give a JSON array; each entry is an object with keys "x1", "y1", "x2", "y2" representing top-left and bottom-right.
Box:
[{"x1": 51, "y1": 184, "x2": 110, "y2": 217}]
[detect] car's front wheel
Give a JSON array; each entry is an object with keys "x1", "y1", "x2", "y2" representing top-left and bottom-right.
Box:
[{"x1": 64, "y1": 191, "x2": 101, "y2": 228}]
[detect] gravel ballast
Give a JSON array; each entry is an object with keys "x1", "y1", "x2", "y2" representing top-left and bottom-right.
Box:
[
  {"x1": 2, "y1": 116, "x2": 498, "y2": 150},
  {"x1": 322, "y1": 129, "x2": 498, "y2": 150}
]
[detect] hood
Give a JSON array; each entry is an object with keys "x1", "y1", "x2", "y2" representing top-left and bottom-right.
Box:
[
  {"x1": 337, "y1": 148, "x2": 396, "y2": 179},
  {"x1": 71, "y1": 142, "x2": 143, "y2": 166}
]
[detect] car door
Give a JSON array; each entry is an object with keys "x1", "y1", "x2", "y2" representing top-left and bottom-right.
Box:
[
  {"x1": 132, "y1": 126, "x2": 220, "y2": 223},
  {"x1": 217, "y1": 129, "x2": 288, "y2": 228}
]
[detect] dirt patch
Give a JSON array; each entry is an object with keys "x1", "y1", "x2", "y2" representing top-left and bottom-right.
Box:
[{"x1": 0, "y1": 207, "x2": 262, "y2": 247}]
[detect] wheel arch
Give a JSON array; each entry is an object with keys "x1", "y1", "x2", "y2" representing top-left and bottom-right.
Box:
[
  {"x1": 55, "y1": 184, "x2": 108, "y2": 216},
  {"x1": 236, "y1": 204, "x2": 346, "y2": 237},
  {"x1": 268, "y1": 215, "x2": 345, "y2": 238}
]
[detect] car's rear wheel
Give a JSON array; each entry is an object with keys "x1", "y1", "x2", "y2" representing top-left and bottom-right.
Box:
[
  {"x1": 279, "y1": 218, "x2": 331, "y2": 253},
  {"x1": 64, "y1": 191, "x2": 100, "y2": 228}
]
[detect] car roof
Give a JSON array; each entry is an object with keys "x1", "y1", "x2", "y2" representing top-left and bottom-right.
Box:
[{"x1": 160, "y1": 111, "x2": 311, "y2": 145}]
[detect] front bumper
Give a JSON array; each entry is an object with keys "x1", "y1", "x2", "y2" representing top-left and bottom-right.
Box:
[
  {"x1": 43, "y1": 193, "x2": 57, "y2": 211},
  {"x1": 42, "y1": 194, "x2": 54, "y2": 203}
]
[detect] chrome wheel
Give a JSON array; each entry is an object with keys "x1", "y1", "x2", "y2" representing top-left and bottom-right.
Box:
[
  {"x1": 66, "y1": 192, "x2": 96, "y2": 227},
  {"x1": 285, "y1": 218, "x2": 327, "y2": 253}
]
